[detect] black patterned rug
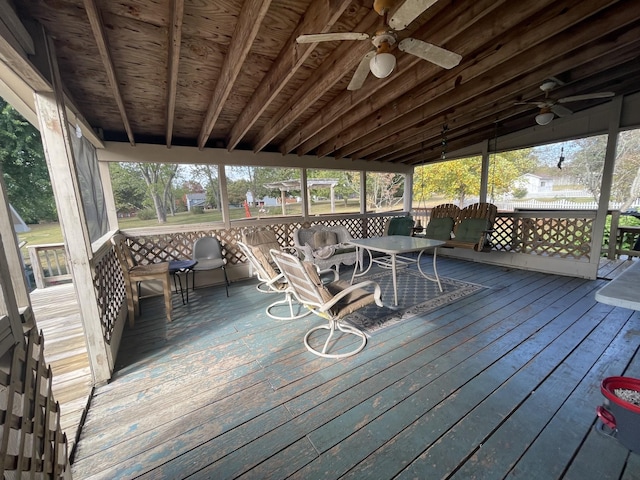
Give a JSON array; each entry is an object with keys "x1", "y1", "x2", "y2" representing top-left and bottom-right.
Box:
[{"x1": 345, "y1": 267, "x2": 486, "y2": 335}]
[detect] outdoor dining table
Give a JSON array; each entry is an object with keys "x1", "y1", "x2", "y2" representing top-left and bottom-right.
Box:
[{"x1": 348, "y1": 236, "x2": 446, "y2": 306}]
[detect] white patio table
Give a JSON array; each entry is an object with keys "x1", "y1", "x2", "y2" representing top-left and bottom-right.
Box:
[
  {"x1": 595, "y1": 260, "x2": 640, "y2": 310},
  {"x1": 348, "y1": 236, "x2": 445, "y2": 306}
]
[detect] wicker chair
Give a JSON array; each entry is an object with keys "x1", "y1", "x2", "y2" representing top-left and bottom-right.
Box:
[{"x1": 270, "y1": 249, "x2": 383, "y2": 359}]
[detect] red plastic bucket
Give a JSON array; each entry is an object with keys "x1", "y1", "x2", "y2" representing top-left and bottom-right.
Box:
[{"x1": 596, "y1": 376, "x2": 640, "y2": 453}]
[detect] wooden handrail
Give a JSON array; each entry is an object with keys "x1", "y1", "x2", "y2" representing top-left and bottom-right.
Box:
[{"x1": 26, "y1": 243, "x2": 72, "y2": 289}]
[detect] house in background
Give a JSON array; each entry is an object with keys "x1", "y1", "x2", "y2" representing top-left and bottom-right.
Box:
[
  {"x1": 519, "y1": 173, "x2": 554, "y2": 195},
  {"x1": 184, "y1": 192, "x2": 206, "y2": 211}
]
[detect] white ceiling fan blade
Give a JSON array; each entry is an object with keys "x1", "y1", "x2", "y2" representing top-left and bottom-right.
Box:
[
  {"x1": 296, "y1": 32, "x2": 369, "y2": 44},
  {"x1": 348, "y1": 51, "x2": 375, "y2": 91},
  {"x1": 557, "y1": 92, "x2": 615, "y2": 103},
  {"x1": 389, "y1": 0, "x2": 440, "y2": 31},
  {"x1": 515, "y1": 101, "x2": 548, "y2": 107},
  {"x1": 551, "y1": 104, "x2": 573, "y2": 117},
  {"x1": 398, "y1": 38, "x2": 461, "y2": 69}
]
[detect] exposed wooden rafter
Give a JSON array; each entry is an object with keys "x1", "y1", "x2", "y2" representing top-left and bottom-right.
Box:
[
  {"x1": 197, "y1": 0, "x2": 272, "y2": 150},
  {"x1": 226, "y1": 0, "x2": 354, "y2": 151},
  {"x1": 10, "y1": 0, "x2": 640, "y2": 166},
  {"x1": 165, "y1": 0, "x2": 184, "y2": 148},
  {"x1": 83, "y1": 0, "x2": 135, "y2": 146}
]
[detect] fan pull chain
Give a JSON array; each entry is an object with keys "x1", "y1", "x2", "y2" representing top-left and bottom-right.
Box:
[{"x1": 441, "y1": 124, "x2": 448, "y2": 160}]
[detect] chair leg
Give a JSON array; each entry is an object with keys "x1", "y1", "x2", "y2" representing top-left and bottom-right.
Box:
[
  {"x1": 162, "y1": 274, "x2": 173, "y2": 323},
  {"x1": 126, "y1": 289, "x2": 136, "y2": 328},
  {"x1": 222, "y1": 266, "x2": 229, "y2": 297},
  {"x1": 304, "y1": 319, "x2": 367, "y2": 359},
  {"x1": 266, "y1": 292, "x2": 311, "y2": 320}
]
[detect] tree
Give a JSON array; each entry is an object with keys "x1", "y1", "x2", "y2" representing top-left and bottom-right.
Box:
[
  {"x1": 413, "y1": 149, "x2": 536, "y2": 207},
  {"x1": 367, "y1": 172, "x2": 404, "y2": 210},
  {"x1": 611, "y1": 130, "x2": 640, "y2": 210},
  {"x1": 413, "y1": 157, "x2": 483, "y2": 207},
  {"x1": 136, "y1": 163, "x2": 180, "y2": 223},
  {"x1": 226, "y1": 179, "x2": 251, "y2": 205},
  {"x1": 109, "y1": 163, "x2": 147, "y2": 213},
  {"x1": 0, "y1": 99, "x2": 56, "y2": 223},
  {"x1": 566, "y1": 136, "x2": 608, "y2": 200}
]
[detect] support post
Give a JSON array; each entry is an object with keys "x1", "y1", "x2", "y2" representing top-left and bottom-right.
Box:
[{"x1": 34, "y1": 34, "x2": 112, "y2": 384}]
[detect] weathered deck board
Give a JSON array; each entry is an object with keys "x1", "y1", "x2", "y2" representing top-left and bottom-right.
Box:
[
  {"x1": 70, "y1": 258, "x2": 640, "y2": 479},
  {"x1": 29, "y1": 282, "x2": 92, "y2": 455}
]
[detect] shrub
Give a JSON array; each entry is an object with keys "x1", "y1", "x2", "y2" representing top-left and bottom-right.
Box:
[
  {"x1": 191, "y1": 206, "x2": 204, "y2": 215},
  {"x1": 136, "y1": 208, "x2": 156, "y2": 220}
]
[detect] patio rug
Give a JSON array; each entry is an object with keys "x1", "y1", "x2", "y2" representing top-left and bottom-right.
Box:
[{"x1": 345, "y1": 267, "x2": 486, "y2": 335}]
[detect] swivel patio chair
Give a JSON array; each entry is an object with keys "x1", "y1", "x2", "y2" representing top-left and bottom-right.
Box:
[
  {"x1": 238, "y1": 228, "x2": 309, "y2": 320},
  {"x1": 270, "y1": 249, "x2": 383, "y2": 359},
  {"x1": 111, "y1": 233, "x2": 172, "y2": 327},
  {"x1": 192, "y1": 236, "x2": 229, "y2": 296}
]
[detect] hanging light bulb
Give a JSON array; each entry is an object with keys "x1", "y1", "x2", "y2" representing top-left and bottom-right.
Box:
[
  {"x1": 369, "y1": 36, "x2": 396, "y2": 79},
  {"x1": 535, "y1": 107, "x2": 554, "y2": 125},
  {"x1": 369, "y1": 52, "x2": 396, "y2": 78}
]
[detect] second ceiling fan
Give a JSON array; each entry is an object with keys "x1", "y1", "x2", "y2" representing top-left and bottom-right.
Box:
[
  {"x1": 518, "y1": 80, "x2": 615, "y2": 126},
  {"x1": 296, "y1": 0, "x2": 462, "y2": 91}
]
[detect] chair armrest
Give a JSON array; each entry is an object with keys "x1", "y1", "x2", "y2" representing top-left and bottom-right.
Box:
[
  {"x1": 293, "y1": 244, "x2": 313, "y2": 261},
  {"x1": 318, "y1": 280, "x2": 383, "y2": 312}
]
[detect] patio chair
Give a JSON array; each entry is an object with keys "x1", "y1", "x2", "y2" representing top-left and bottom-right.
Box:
[
  {"x1": 239, "y1": 228, "x2": 309, "y2": 320},
  {"x1": 384, "y1": 215, "x2": 415, "y2": 236},
  {"x1": 192, "y1": 236, "x2": 229, "y2": 296},
  {"x1": 111, "y1": 233, "x2": 172, "y2": 327},
  {"x1": 270, "y1": 249, "x2": 383, "y2": 359},
  {"x1": 292, "y1": 225, "x2": 360, "y2": 274}
]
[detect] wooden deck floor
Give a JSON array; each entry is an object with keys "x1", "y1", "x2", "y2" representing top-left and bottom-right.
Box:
[
  {"x1": 30, "y1": 282, "x2": 93, "y2": 455},
  {"x1": 68, "y1": 257, "x2": 640, "y2": 479}
]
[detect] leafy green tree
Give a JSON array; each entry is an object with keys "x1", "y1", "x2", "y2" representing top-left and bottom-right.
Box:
[
  {"x1": 109, "y1": 163, "x2": 147, "y2": 213},
  {"x1": 136, "y1": 163, "x2": 179, "y2": 223},
  {"x1": 414, "y1": 157, "x2": 483, "y2": 207},
  {"x1": 226, "y1": 179, "x2": 251, "y2": 205},
  {"x1": 414, "y1": 149, "x2": 536, "y2": 206},
  {"x1": 190, "y1": 165, "x2": 220, "y2": 209},
  {"x1": 0, "y1": 99, "x2": 55, "y2": 223}
]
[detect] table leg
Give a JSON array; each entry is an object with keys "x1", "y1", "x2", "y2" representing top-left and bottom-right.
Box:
[
  {"x1": 350, "y1": 247, "x2": 373, "y2": 283},
  {"x1": 391, "y1": 253, "x2": 398, "y2": 306},
  {"x1": 417, "y1": 247, "x2": 443, "y2": 292}
]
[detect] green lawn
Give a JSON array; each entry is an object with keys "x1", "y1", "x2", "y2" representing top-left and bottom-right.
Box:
[{"x1": 18, "y1": 200, "x2": 370, "y2": 250}]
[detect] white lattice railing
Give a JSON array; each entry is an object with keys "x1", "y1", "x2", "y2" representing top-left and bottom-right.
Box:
[{"x1": 413, "y1": 207, "x2": 596, "y2": 260}]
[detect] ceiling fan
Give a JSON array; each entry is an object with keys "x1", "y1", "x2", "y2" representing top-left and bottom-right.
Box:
[
  {"x1": 517, "y1": 80, "x2": 615, "y2": 126},
  {"x1": 296, "y1": 0, "x2": 462, "y2": 91}
]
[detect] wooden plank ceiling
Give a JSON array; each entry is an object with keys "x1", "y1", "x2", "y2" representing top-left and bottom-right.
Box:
[{"x1": 13, "y1": 0, "x2": 640, "y2": 165}]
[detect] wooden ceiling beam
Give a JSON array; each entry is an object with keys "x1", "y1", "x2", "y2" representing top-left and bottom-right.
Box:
[
  {"x1": 83, "y1": 0, "x2": 135, "y2": 146},
  {"x1": 378, "y1": 20, "x2": 640, "y2": 165},
  {"x1": 250, "y1": 9, "x2": 379, "y2": 153},
  {"x1": 225, "y1": 0, "x2": 354, "y2": 151},
  {"x1": 398, "y1": 72, "x2": 640, "y2": 166},
  {"x1": 281, "y1": 0, "x2": 508, "y2": 156},
  {"x1": 165, "y1": 0, "x2": 184, "y2": 148},
  {"x1": 361, "y1": 43, "x2": 640, "y2": 163},
  {"x1": 306, "y1": 0, "x2": 567, "y2": 157},
  {"x1": 196, "y1": 0, "x2": 272, "y2": 150},
  {"x1": 325, "y1": 0, "x2": 628, "y2": 160}
]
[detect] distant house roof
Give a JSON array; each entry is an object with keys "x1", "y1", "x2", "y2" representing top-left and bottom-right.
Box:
[{"x1": 10, "y1": 204, "x2": 29, "y2": 233}]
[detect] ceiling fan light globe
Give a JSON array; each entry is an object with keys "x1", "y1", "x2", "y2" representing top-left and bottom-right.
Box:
[
  {"x1": 535, "y1": 112, "x2": 555, "y2": 125},
  {"x1": 369, "y1": 53, "x2": 396, "y2": 78}
]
